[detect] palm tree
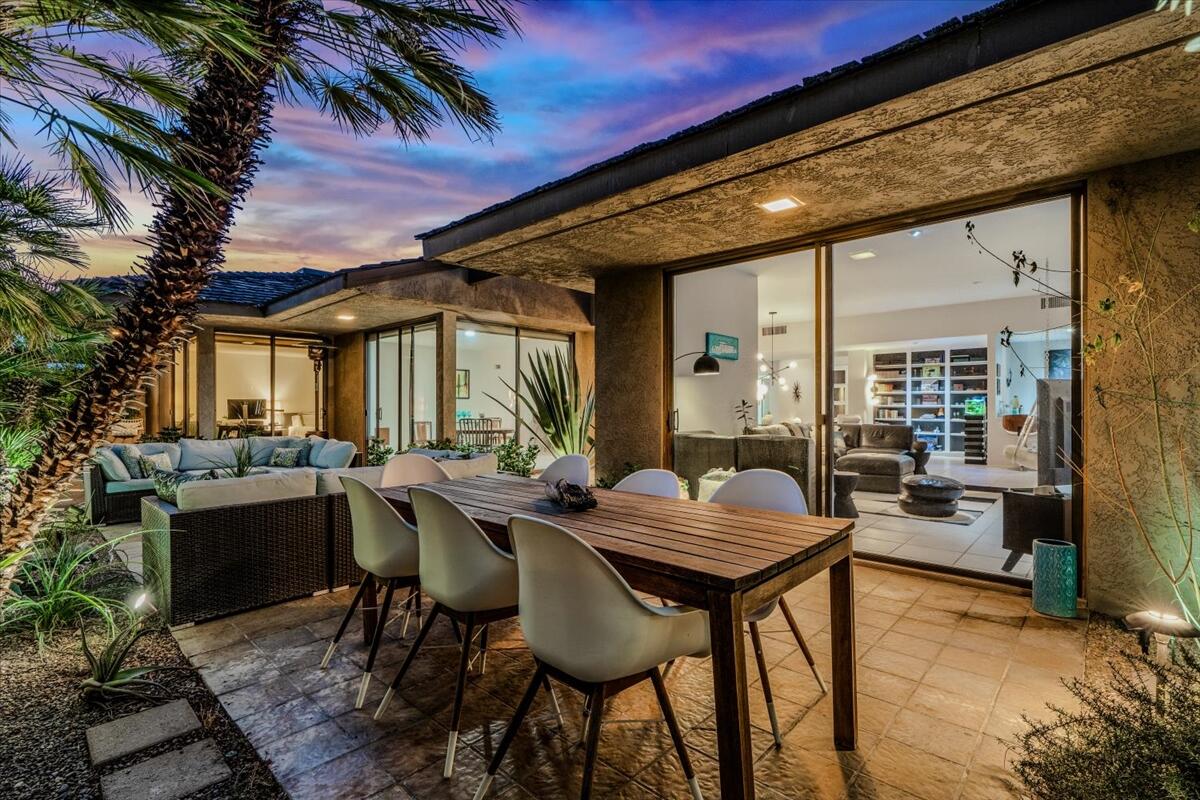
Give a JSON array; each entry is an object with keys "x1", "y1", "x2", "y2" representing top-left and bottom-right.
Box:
[{"x1": 0, "y1": 1, "x2": 517, "y2": 564}]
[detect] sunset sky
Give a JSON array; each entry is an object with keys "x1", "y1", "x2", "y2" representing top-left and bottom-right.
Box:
[{"x1": 14, "y1": 0, "x2": 995, "y2": 277}]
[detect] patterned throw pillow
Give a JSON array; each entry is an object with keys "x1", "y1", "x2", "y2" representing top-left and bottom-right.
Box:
[
  {"x1": 137, "y1": 452, "x2": 173, "y2": 478},
  {"x1": 152, "y1": 469, "x2": 214, "y2": 506},
  {"x1": 269, "y1": 447, "x2": 301, "y2": 468},
  {"x1": 118, "y1": 444, "x2": 145, "y2": 478}
]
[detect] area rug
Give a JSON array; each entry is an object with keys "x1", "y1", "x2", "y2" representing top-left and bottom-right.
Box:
[{"x1": 854, "y1": 493, "x2": 998, "y2": 526}]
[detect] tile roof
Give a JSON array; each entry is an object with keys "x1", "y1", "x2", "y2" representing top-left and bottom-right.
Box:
[{"x1": 85, "y1": 268, "x2": 332, "y2": 308}]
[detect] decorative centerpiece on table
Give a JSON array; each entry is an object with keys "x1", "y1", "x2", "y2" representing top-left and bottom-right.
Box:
[{"x1": 545, "y1": 478, "x2": 597, "y2": 511}]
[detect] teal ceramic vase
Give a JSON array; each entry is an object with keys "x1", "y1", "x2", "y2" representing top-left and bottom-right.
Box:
[{"x1": 1032, "y1": 538, "x2": 1077, "y2": 618}]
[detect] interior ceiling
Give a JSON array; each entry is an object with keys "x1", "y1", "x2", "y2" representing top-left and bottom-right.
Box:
[
  {"x1": 430, "y1": 12, "x2": 1200, "y2": 290},
  {"x1": 741, "y1": 196, "x2": 1072, "y2": 323}
]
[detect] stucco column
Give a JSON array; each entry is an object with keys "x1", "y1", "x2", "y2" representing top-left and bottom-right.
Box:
[
  {"x1": 331, "y1": 332, "x2": 364, "y2": 447},
  {"x1": 594, "y1": 268, "x2": 665, "y2": 478},
  {"x1": 436, "y1": 310, "x2": 458, "y2": 442},
  {"x1": 196, "y1": 327, "x2": 216, "y2": 439}
]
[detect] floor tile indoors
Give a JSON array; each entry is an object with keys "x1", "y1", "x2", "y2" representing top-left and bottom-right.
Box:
[{"x1": 172, "y1": 565, "x2": 1085, "y2": 800}]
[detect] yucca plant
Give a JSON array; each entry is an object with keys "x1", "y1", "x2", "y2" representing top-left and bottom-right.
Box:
[
  {"x1": 80, "y1": 617, "x2": 184, "y2": 702},
  {"x1": 489, "y1": 348, "x2": 595, "y2": 457}
]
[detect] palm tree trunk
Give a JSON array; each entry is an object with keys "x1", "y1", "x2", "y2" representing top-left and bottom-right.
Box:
[{"x1": 0, "y1": 1, "x2": 296, "y2": 584}]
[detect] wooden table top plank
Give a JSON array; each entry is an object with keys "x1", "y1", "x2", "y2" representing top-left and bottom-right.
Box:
[
  {"x1": 420, "y1": 482, "x2": 785, "y2": 571},
  {"x1": 477, "y1": 473, "x2": 849, "y2": 535},
  {"x1": 379, "y1": 476, "x2": 853, "y2": 592},
  {"x1": 469, "y1": 474, "x2": 841, "y2": 542},
  {"x1": 378, "y1": 484, "x2": 755, "y2": 583},
  {"x1": 432, "y1": 481, "x2": 821, "y2": 562}
]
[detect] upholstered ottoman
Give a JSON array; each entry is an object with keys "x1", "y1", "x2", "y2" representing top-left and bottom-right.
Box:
[
  {"x1": 898, "y1": 474, "x2": 965, "y2": 518},
  {"x1": 834, "y1": 451, "x2": 915, "y2": 493}
]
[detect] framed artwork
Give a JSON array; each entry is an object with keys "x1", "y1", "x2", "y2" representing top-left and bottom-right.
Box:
[
  {"x1": 705, "y1": 332, "x2": 739, "y2": 361},
  {"x1": 455, "y1": 369, "x2": 471, "y2": 399},
  {"x1": 1048, "y1": 348, "x2": 1071, "y2": 379}
]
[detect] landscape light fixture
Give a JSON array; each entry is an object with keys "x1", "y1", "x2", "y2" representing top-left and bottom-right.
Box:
[
  {"x1": 674, "y1": 350, "x2": 720, "y2": 376},
  {"x1": 758, "y1": 196, "x2": 804, "y2": 213},
  {"x1": 849, "y1": 250, "x2": 876, "y2": 261}
]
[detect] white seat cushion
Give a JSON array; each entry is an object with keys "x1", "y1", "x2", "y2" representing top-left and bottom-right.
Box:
[
  {"x1": 315, "y1": 466, "x2": 385, "y2": 495},
  {"x1": 176, "y1": 468, "x2": 317, "y2": 511}
]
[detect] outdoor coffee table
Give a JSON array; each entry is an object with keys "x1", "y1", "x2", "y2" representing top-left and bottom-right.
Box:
[{"x1": 376, "y1": 473, "x2": 858, "y2": 799}]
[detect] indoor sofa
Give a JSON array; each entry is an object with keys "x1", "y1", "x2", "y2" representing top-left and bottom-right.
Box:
[{"x1": 673, "y1": 429, "x2": 814, "y2": 507}]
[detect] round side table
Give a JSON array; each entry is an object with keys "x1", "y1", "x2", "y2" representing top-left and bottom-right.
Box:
[{"x1": 833, "y1": 470, "x2": 859, "y2": 518}]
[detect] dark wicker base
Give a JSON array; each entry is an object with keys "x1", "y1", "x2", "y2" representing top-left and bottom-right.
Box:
[
  {"x1": 142, "y1": 495, "x2": 329, "y2": 626},
  {"x1": 105, "y1": 489, "x2": 157, "y2": 523},
  {"x1": 330, "y1": 493, "x2": 359, "y2": 589}
]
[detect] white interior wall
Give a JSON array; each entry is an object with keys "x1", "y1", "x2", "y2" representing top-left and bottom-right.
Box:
[
  {"x1": 672, "y1": 268, "x2": 758, "y2": 434},
  {"x1": 455, "y1": 331, "x2": 517, "y2": 426}
]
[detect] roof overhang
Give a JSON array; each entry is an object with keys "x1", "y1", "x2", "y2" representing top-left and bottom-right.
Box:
[
  {"x1": 195, "y1": 259, "x2": 593, "y2": 335},
  {"x1": 419, "y1": 1, "x2": 1200, "y2": 289}
]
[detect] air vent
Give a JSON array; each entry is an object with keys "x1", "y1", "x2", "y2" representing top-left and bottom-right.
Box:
[
  {"x1": 1040, "y1": 296, "x2": 1070, "y2": 309},
  {"x1": 762, "y1": 324, "x2": 787, "y2": 336}
]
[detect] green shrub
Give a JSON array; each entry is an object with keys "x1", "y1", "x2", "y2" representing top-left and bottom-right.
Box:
[
  {"x1": 0, "y1": 515, "x2": 138, "y2": 646},
  {"x1": 366, "y1": 436, "x2": 395, "y2": 466},
  {"x1": 1014, "y1": 647, "x2": 1200, "y2": 799},
  {"x1": 492, "y1": 438, "x2": 539, "y2": 477}
]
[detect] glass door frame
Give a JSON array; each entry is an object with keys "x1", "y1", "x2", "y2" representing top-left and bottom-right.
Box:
[
  {"x1": 662, "y1": 182, "x2": 1087, "y2": 591},
  {"x1": 365, "y1": 316, "x2": 440, "y2": 450}
]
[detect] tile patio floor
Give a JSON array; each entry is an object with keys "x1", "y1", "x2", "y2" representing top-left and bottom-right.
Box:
[{"x1": 174, "y1": 565, "x2": 1086, "y2": 800}]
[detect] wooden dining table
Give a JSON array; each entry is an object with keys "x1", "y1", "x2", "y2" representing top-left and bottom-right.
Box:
[{"x1": 373, "y1": 473, "x2": 857, "y2": 799}]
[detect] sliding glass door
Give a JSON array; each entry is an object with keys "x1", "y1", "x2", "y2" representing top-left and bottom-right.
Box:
[{"x1": 366, "y1": 321, "x2": 438, "y2": 450}]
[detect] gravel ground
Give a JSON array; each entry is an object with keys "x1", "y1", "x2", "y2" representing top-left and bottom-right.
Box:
[{"x1": 0, "y1": 622, "x2": 285, "y2": 800}]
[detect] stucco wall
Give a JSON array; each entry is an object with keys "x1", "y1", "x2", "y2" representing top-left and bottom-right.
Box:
[
  {"x1": 331, "y1": 332, "x2": 364, "y2": 447},
  {"x1": 1084, "y1": 150, "x2": 1200, "y2": 616},
  {"x1": 595, "y1": 268, "x2": 665, "y2": 479}
]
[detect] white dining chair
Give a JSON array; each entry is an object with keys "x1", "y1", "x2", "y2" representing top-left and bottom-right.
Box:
[
  {"x1": 539, "y1": 453, "x2": 590, "y2": 486},
  {"x1": 374, "y1": 487, "x2": 560, "y2": 777},
  {"x1": 380, "y1": 452, "x2": 451, "y2": 488},
  {"x1": 474, "y1": 515, "x2": 709, "y2": 800},
  {"x1": 709, "y1": 469, "x2": 828, "y2": 747},
  {"x1": 321, "y1": 477, "x2": 421, "y2": 709},
  {"x1": 611, "y1": 468, "x2": 680, "y2": 499}
]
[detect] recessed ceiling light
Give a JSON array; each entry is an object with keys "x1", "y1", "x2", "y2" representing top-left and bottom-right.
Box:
[
  {"x1": 848, "y1": 250, "x2": 876, "y2": 260},
  {"x1": 335, "y1": 313, "x2": 356, "y2": 321},
  {"x1": 758, "y1": 196, "x2": 804, "y2": 213},
  {"x1": 909, "y1": 229, "x2": 922, "y2": 238},
  {"x1": 463, "y1": 329, "x2": 477, "y2": 338}
]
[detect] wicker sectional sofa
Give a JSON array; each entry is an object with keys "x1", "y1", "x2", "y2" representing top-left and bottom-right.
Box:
[
  {"x1": 86, "y1": 435, "x2": 357, "y2": 523},
  {"x1": 140, "y1": 450, "x2": 500, "y2": 625}
]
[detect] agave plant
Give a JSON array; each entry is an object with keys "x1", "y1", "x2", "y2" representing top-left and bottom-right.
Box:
[
  {"x1": 80, "y1": 617, "x2": 184, "y2": 702},
  {"x1": 212, "y1": 439, "x2": 256, "y2": 478},
  {"x1": 488, "y1": 349, "x2": 594, "y2": 457}
]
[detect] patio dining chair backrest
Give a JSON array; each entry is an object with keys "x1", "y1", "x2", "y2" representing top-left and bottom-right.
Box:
[
  {"x1": 381, "y1": 453, "x2": 452, "y2": 488},
  {"x1": 709, "y1": 468, "x2": 808, "y2": 515},
  {"x1": 409, "y1": 486, "x2": 517, "y2": 613},
  {"x1": 539, "y1": 453, "x2": 589, "y2": 486},
  {"x1": 340, "y1": 476, "x2": 419, "y2": 578},
  {"x1": 508, "y1": 514, "x2": 709, "y2": 684},
  {"x1": 611, "y1": 468, "x2": 680, "y2": 499}
]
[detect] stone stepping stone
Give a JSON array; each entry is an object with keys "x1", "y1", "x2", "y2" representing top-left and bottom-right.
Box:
[
  {"x1": 87, "y1": 699, "x2": 201, "y2": 766},
  {"x1": 101, "y1": 739, "x2": 230, "y2": 800}
]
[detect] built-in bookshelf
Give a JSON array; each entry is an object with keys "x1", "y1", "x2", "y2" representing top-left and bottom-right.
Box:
[
  {"x1": 833, "y1": 368, "x2": 848, "y2": 419},
  {"x1": 870, "y1": 346, "x2": 989, "y2": 454}
]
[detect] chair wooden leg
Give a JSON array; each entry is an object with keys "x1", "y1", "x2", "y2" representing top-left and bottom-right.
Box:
[
  {"x1": 445, "y1": 613, "x2": 476, "y2": 778},
  {"x1": 357, "y1": 578, "x2": 397, "y2": 709},
  {"x1": 321, "y1": 573, "x2": 370, "y2": 669},
  {"x1": 580, "y1": 684, "x2": 607, "y2": 800},
  {"x1": 479, "y1": 623, "x2": 490, "y2": 675},
  {"x1": 749, "y1": 621, "x2": 782, "y2": 748},
  {"x1": 778, "y1": 597, "x2": 827, "y2": 693},
  {"x1": 650, "y1": 668, "x2": 703, "y2": 800},
  {"x1": 375, "y1": 602, "x2": 441, "y2": 719},
  {"x1": 474, "y1": 664, "x2": 547, "y2": 800}
]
